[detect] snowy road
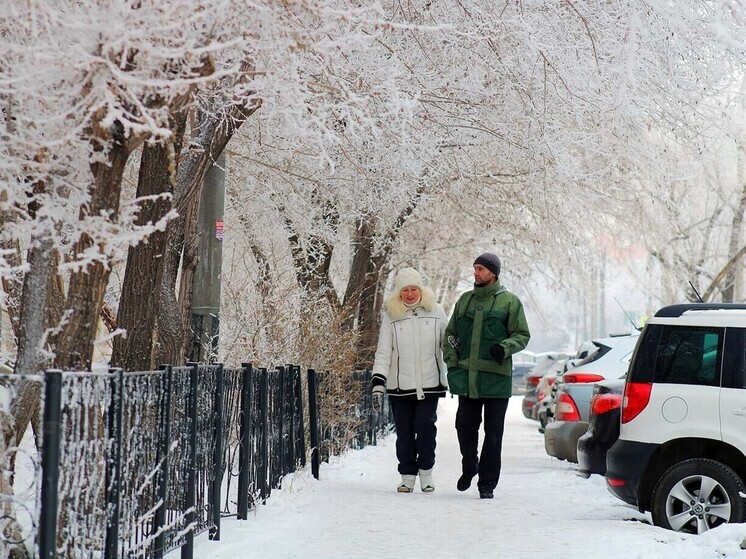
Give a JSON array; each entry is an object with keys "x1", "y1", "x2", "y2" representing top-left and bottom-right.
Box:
[{"x1": 182, "y1": 396, "x2": 746, "y2": 559}]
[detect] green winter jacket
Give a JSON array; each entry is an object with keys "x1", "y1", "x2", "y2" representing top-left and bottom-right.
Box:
[{"x1": 443, "y1": 281, "x2": 530, "y2": 398}]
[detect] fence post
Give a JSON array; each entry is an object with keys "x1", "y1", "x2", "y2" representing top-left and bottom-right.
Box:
[
  {"x1": 277, "y1": 365, "x2": 287, "y2": 482},
  {"x1": 153, "y1": 365, "x2": 173, "y2": 559},
  {"x1": 258, "y1": 367, "x2": 269, "y2": 503},
  {"x1": 39, "y1": 370, "x2": 62, "y2": 559},
  {"x1": 209, "y1": 363, "x2": 224, "y2": 541},
  {"x1": 237, "y1": 363, "x2": 252, "y2": 520},
  {"x1": 181, "y1": 363, "x2": 199, "y2": 559},
  {"x1": 105, "y1": 368, "x2": 124, "y2": 559},
  {"x1": 306, "y1": 368, "x2": 320, "y2": 480},
  {"x1": 355, "y1": 370, "x2": 365, "y2": 449},
  {"x1": 364, "y1": 369, "x2": 376, "y2": 446},
  {"x1": 284, "y1": 364, "x2": 295, "y2": 474},
  {"x1": 293, "y1": 365, "x2": 306, "y2": 469}
]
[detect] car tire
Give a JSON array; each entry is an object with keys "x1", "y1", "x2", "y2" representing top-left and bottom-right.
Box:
[{"x1": 651, "y1": 458, "x2": 746, "y2": 534}]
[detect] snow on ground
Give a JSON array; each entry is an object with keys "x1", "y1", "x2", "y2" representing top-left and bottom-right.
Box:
[{"x1": 180, "y1": 396, "x2": 746, "y2": 559}]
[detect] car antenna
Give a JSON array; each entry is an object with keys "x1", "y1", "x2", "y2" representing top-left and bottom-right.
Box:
[
  {"x1": 688, "y1": 281, "x2": 704, "y2": 303},
  {"x1": 614, "y1": 297, "x2": 642, "y2": 332}
]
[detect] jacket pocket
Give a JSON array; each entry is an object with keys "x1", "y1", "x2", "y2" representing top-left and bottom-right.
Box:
[
  {"x1": 478, "y1": 371, "x2": 512, "y2": 398},
  {"x1": 483, "y1": 310, "x2": 508, "y2": 340},
  {"x1": 447, "y1": 366, "x2": 468, "y2": 396}
]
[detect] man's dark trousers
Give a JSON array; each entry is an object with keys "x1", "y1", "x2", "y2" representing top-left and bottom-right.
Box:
[
  {"x1": 389, "y1": 397, "x2": 439, "y2": 475},
  {"x1": 455, "y1": 396, "x2": 510, "y2": 491}
]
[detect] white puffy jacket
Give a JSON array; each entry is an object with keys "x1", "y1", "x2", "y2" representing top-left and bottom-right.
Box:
[{"x1": 371, "y1": 286, "x2": 448, "y2": 399}]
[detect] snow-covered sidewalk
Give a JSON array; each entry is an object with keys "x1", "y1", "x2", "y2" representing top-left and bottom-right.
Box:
[{"x1": 183, "y1": 396, "x2": 746, "y2": 559}]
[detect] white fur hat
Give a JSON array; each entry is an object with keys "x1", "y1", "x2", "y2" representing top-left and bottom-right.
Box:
[{"x1": 394, "y1": 267, "x2": 424, "y2": 292}]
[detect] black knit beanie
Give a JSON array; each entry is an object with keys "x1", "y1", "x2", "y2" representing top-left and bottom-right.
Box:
[{"x1": 474, "y1": 252, "x2": 501, "y2": 278}]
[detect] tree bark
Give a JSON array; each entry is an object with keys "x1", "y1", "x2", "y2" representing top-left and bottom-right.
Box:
[
  {"x1": 177, "y1": 193, "x2": 200, "y2": 362},
  {"x1": 701, "y1": 243, "x2": 746, "y2": 303},
  {"x1": 721, "y1": 182, "x2": 746, "y2": 302},
  {"x1": 111, "y1": 113, "x2": 186, "y2": 371},
  {"x1": 342, "y1": 190, "x2": 423, "y2": 367},
  {"x1": 155, "y1": 102, "x2": 259, "y2": 365},
  {"x1": 54, "y1": 141, "x2": 134, "y2": 370}
]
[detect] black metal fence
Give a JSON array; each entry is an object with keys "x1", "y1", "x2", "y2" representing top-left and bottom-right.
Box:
[{"x1": 0, "y1": 365, "x2": 390, "y2": 559}]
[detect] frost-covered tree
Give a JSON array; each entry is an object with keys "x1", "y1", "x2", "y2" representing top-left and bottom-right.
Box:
[{"x1": 222, "y1": 0, "x2": 745, "y2": 366}]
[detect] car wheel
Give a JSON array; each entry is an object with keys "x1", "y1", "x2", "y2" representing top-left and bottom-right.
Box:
[{"x1": 651, "y1": 458, "x2": 746, "y2": 534}]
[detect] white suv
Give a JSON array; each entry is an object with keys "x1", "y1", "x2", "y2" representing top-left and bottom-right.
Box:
[{"x1": 605, "y1": 303, "x2": 746, "y2": 534}]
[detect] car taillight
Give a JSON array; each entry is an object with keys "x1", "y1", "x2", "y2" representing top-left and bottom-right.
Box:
[
  {"x1": 621, "y1": 382, "x2": 653, "y2": 424},
  {"x1": 590, "y1": 393, "x2": 622, "y2": 415},
  {"x1": 556, "y1": 392, "x2": 581, "y2": 422},
  {"x1": 563, "y1": 373, "x2": 605, "y2": 383}
]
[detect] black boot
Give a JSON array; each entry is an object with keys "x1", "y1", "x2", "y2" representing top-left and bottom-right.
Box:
[
  {"x1": 457, "y1": 473, "x2": 475, "y2": 492},
  {"x1": 479, "y1": 489, "x2": 494, "y2": 499}
]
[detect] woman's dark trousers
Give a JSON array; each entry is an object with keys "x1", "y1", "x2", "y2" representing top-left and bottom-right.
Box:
[
  {"x1": 455, "y1": 396, "x2": 509, "y2": 491},
  {"x1": 389, "y1": 397, "x2": 439, "y2": 475}
]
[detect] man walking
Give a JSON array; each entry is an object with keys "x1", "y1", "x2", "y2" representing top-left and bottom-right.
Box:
[{"x1": 443, "y1": 252, "x2": 530, "y2": 499}]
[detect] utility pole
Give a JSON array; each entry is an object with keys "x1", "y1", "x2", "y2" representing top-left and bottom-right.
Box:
[
  {"x1": 599, "y1": 247, "x2": 606, "y2": 336},
  {"x1": 188, "y1": 151, "x2": 225, "y2": 363}
]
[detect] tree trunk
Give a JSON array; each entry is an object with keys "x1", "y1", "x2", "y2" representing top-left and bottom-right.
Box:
[
  {"x1": 111, "y1": 114, "x2": 186, "y2": 371},
  {"x1": 342, "y1": 190, "x2": 423, "y2": 368},
  {"x1": 721, "y1": 150, "x2": 746, "y2": 301},
  {"x1": 16, "y1": 240, "x2": 56, "y2": 374},
  {"x1": 155, "y1": 217, "x2": 188, "y2": 366},
  {"x1": 701, "y1": 244, "x2": 746, "y2": 303},
  {"x1": 342, "y1": 218, "x2": 386, "y2": 368},
  {"x1": 8, "y1": 239, "x2": 57, "y2": 478},
  {"x1": 156, "y1": 103, "x2": 258, "y2": 365},
  {"x1": 177, "y1": 193, "x2": 200, "y2": 362},
  {"x1": 54, "y1": 142, "x2": 133, "y2": 371}
]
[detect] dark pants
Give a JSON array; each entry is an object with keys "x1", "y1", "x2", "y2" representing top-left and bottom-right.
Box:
[
  {"x1": 455, "y1": 396, "x2": 509, "y2": 491},
  {"x1": 389, "y1": 397, "x2": 439, "y2": 475}
]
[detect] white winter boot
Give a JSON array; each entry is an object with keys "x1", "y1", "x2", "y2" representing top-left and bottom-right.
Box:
[
  {"x1": 419, "y1": 469, "x2": 435, "y2": 493},
  {"x1": 397, "y1": 475, "x2": 416, "y2": 493}
]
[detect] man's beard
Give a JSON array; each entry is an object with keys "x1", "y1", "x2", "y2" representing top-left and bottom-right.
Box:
[{"x1": 473, "y1": 280, "x2": 488, "y2": 287}]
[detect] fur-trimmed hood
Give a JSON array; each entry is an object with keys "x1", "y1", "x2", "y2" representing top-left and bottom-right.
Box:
[{"x1": 384, "y1": 286, "x2": 439, "y2": 321}]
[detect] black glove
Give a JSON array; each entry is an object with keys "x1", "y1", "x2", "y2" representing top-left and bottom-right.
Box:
[
  {"x1": 372, "y1": 385, "x2": 385, "y2": 411},
  {"x1": 490, "y1": 344, "x2": 505, "y2": 364}
]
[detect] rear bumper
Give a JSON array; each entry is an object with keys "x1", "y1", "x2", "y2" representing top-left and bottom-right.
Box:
[
  {"x1": 522, "y1": 396, "x2": 536, "y2": 419},
  {"x1": 577, "y1": 430, "x2": 613, "y2": 477},
  {"x1": 577, "y1": 413, "x2": 620, "y2": 477},
  {"x1": 605, "y1": 439, "x2": 659, "y2": 508},
  {"x1": 543, "y1": 420, "x2": 588, "y2": 463}
]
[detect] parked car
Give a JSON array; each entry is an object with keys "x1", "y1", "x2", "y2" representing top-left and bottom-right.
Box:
[
  {"x1": 537, "y1": 358, "x2": 579, "y2": 430},
  {"x1": 533, "y1": 358, "x2": 566, "y2": 422},
  {"x1": 544, "y1": 334, "x2": 639, "y2": 463},
  {"x1": 606, "y1": 303, "x2": 746, "y2": 534},
  {"x1": 522, "y1": 356, "x2": 562, "y2": 420},
  {"x1": 512, "y1": 362, "x2": 534, "y2": 395},
  {"x1": 576, "y1": 377, "x2": 625, "y2": 477}
]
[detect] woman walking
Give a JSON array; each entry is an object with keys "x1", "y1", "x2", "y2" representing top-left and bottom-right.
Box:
[{"x1": 371, "y1": 268, "x2": 448, "y2": 492}]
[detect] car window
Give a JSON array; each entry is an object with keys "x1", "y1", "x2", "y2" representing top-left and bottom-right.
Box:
[
  {"x1": 572, "y1": 345, "x2": 608, "y2": 367},
  {"x1": 627, "y1": 324, "x2": 662, "y2": 383},
  {"x1": 653, "y1": 326, "x2": 723, "y2": 386},
  {"x1": 722, "y1": 327, "x2": 746, "y2": 389}
]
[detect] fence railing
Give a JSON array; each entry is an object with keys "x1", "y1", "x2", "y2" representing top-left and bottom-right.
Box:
[{"x1": 0, "y1": 365, "x2": 391, "y2": 559}]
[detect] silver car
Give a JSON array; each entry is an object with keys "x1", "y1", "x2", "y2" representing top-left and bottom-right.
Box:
[{"x1": 543, "y1": 334, "x2": 640, "y2": 463}]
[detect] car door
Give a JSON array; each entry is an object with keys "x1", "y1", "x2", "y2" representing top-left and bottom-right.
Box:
[{"x1": 719, "y1": 327, "x2": 746, "y2": 450}]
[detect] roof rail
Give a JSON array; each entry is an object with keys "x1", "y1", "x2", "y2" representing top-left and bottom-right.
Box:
[{"x1": 654, "y1": 303, "x2": 746, "y2": 318}]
